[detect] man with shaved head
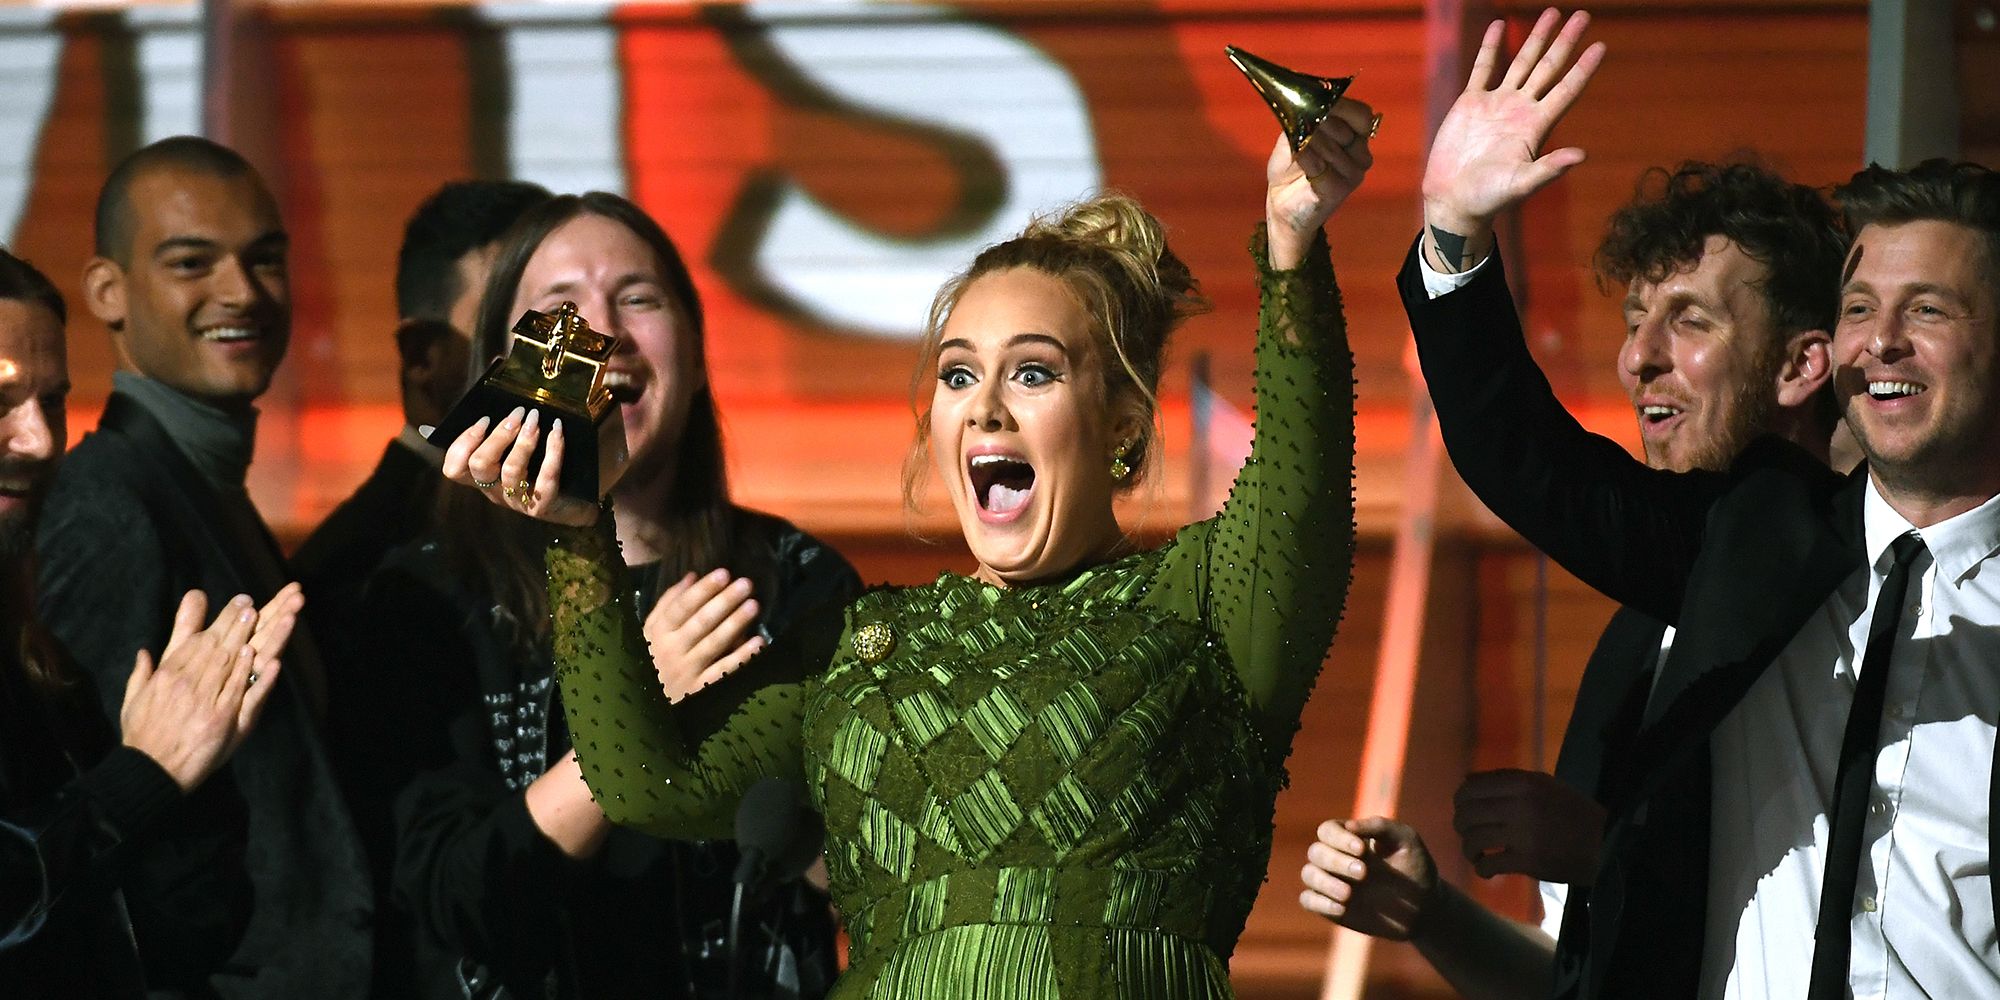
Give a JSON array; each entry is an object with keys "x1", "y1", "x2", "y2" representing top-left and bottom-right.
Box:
[{"x1": 36, "y1": 136, "x2": 372, "y2": 998}]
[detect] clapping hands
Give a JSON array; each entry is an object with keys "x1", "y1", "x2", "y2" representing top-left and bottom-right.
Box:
[
  {"x1": 120, "y1": 585, "x2": 303, "y2": 792},
  {"x1": 1453, "y1": 768, "x2": 1606, "y2": 884},
  {"x1": 644, "y1": 569, "x2": 766, "y2": 702}
]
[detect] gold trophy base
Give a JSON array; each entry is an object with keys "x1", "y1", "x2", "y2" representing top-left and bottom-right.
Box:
[{"x1": 426, "y1": 361, "x2": 630, "y2": 503}]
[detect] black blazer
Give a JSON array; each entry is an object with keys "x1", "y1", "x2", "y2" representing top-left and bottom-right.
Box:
[
  {"x1": 291, "y1": 437, "x2": 435, "y2": 608},
  {"x1": 1397, "y1": 240, "x2": 2000, "y2": 998},
  {"x1": 1546, "y1": 606, "x2": 1666, "y2": 999},
  {"x1": 1552, "y1": 609, "x2": 1665, "y2": 816},
  {"x1": 291, "y1": 438, "x2": 440, "y2": 1000},
  {"x1": 0, "y1": 638, "x2": 176, "y2": 1000},
  {"x1": 34, "y1": 391, "x2": 372, "y2": 999}
]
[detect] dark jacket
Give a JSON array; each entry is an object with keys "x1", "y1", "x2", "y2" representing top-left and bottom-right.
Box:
[
  {"x1": 0, "y1": 635, "x2": 181, "y2": 1000},
  {"x1": 34, "y1": 392, "x2": 373, "y2": 999},
  {"x1": 353, "y1": 508, "x2": 858, "y2": 1000},
  {"x1": 1399, "y1": 241, "x2": 1890, "y2": 999},
  {"x1": 293, "y1": 436, "x2": 439, "y2": 998},
  {"x1": 292, "y1": 438, "x2": 435, "y2": 610},
  {"x1": 1544, "y1": 606, "x2": 1669, "y2": 998}
]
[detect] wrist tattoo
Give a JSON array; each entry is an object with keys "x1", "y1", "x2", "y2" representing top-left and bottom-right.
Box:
[{"x1": 1428, "y1": 224, "x2": 1476, "y2": 274}]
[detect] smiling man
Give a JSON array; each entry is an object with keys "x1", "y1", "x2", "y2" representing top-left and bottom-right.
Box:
[
  {"x1": 1303, "y1": 157, "x2": 1847, "y2": 1000},
  {"x1": 34, "y1": 136, "x2": 372, "y2": 999},
  {"x1": 1603, "y1": 170, "x2": 1843, "y2": 476},
  {"x1": 1367, "y1": 11, "x2": 2000, "y2": 999}
]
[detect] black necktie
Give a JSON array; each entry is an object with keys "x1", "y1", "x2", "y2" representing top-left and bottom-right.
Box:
[{"x1": 1807, "y1": 532, "x2": 1928, "y2": 999}]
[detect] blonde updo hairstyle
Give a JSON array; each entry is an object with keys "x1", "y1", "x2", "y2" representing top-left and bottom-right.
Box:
[{"x1": 904, "y1": 193, "x2": 1210, "y2": 509}]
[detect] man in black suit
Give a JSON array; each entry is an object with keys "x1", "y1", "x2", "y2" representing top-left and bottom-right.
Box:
[
  {"x1": 290, "y1": 179, "x2": 549, "y2": 605},
  {"x1": 292, "y1": 178, "x2": 549, "y2": 999},
  {"x1": 1308, "y1": 8, "x2": 2000, "y2": 999},
  {"x1": 1300, "y1": 160, "x2": 1847, "y2": 1000},
  {"x1": 36, "y1": 136, "x2": 372, "y2": 998}
]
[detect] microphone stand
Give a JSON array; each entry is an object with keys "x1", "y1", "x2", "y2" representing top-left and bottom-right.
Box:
[{"x1": 728, "y1": 878, "x2": 749, "y2": 1000}]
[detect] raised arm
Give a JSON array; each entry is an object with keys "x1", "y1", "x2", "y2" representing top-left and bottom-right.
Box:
[
  {"x1": 1155, "y1": 103, "x2": 1370, "y2": 739},
  {"x1": 1401, "y1": 10, "x2": 1739, "y2": 620},
  {"x1": 1419, "y1": 9, "x2": 1601, "y2": 277}
]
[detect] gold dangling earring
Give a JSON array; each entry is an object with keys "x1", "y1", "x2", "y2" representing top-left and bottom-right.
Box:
[{"x1": 1110, "y1": 441, "x2": 1134, "y2": 480}]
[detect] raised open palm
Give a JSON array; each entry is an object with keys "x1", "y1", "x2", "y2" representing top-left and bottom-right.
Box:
[{"x1": 1423, "y1": 9, "x2": 1605, "y2": 248}]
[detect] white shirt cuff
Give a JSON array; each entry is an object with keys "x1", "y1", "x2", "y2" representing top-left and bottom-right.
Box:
[
  {"x1": 1538, "y1": 880, "x2": 1569, "y2": 940},
  {"x1": 1418, "y1": 251, "x2": 1489, "y2": 299}
]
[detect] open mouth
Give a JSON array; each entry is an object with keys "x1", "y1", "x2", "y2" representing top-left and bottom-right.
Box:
[
  {"x1": 968, "y1": 452, "x2": 1035, "y2": 515},
  {"x1": 1638, "y1": 403, "x2": 1684, "y2": 426},
  {"x1": 1867, "y1": 379, "x2": 1927, "y2": 401},
  {"x1": 603, "y1": 370, "x2": 644, "y2": 404},
  {"x1": 199, "y1": 325, "x2": 262, "y2": 344},
  {"x1": 0, "y1": 471, "x2": 43, "y2": 504}
]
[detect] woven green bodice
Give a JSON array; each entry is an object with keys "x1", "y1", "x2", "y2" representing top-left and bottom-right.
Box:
[
  {"x1": 810, "y1": 552, "x2": 1278, "y2": 996},
  {"x1": 549, "y1": 226, "x2": 1355, "y2": 999}
]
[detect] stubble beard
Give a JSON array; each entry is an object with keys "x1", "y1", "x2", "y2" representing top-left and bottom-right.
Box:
[
  {"x1": 0, "y1": 507, "x2": 36, "y2": 560},
  {"x1": 1850, "y1": 394, "x2": 2000, "y2": 504},
  {"x1": 0, "y1": 459, "x2": 50, "y2": 559},
  {"x1": 1644, "y1": 348, "x2": 1785, "y2": 474}
]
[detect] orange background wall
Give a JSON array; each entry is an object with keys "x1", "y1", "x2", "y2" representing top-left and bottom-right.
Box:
[
  {"x1": 6, "y1": 2, "x2": 1883, "y2": 994},
  {"x1": 13, "y1": 1, "x2": 1872, "y2": 538}
]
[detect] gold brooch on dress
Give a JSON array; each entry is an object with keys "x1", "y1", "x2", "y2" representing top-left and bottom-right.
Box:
[{"x1": 851, "y1": 621, "x2": 895, "y2": 663}]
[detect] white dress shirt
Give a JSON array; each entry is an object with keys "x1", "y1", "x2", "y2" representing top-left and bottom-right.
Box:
[
  {"x1": 1419, "y1": 252, "x2": 2000, "y2": 994},
  {"x1": 1704, "y1": 481, "x2": 2000, "y2": 999},
  {"x1": 1418, "y1": 252, "x2": 1486, "y2": 299}
]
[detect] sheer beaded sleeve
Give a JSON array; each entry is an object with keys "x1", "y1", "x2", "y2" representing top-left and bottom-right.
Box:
[
  {"x1": 1149, "y1": 224, "x2": 1356, "y2": 753},
  {"x1": 547, "y1": 520, "x2": 836, "y2": 840}
]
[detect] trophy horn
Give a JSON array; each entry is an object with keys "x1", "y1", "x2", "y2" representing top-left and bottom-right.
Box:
[{"x1": 1225, "y1": 45, "x2": 1354, "y2": 153}]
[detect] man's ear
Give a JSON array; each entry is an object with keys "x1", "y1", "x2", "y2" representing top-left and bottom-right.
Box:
[
  {"x1": 396, "y1": 319, "x2": 473, "y2": 429},
  {"x1": 1775, "y1": 328, "x2": 1833, "y2": 409},
  {"x1": 80, "y1": 256, "x2": 127, "y2": 330},
  {"x1": 394, "y1": 317, "x2": 436, "y2": 375}
]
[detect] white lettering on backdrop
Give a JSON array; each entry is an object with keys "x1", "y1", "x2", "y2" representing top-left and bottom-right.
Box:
[
  {"x1": 739, "y1": 1, "x2": 1102, "y2": 338},
  {"x1": 0, "y1": 10, "x2": 61, "y2": 245}
]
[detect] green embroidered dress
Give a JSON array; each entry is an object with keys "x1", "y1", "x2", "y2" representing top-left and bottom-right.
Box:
[{"x1": 548, "y1": 227, "x2": 1355, "y2": 998}]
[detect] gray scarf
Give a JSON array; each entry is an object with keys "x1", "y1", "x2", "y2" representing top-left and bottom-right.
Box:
[{"x1": 110, "y1": 370, "x2": 258, "y2": 490}]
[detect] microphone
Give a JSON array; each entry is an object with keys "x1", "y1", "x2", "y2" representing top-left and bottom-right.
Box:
[
  {"x1": 729, "y1": 779, "x2": 824, "y2": 999},
  {"x1": 731, "y1": 778, "x2": 822, "y2": 891}
]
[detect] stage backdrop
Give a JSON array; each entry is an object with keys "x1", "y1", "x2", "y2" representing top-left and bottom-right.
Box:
[
  {"x1": 0, "y1": 2, "x2": 1877, "y2": 994},
  {"x1": 1, "y1": 0, "x2": 1869, "y2": 540}
]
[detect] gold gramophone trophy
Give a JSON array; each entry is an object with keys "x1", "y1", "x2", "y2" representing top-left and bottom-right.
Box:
[
  {"x1": 1225, "y1": 45, "x2": 1357, "y2": 153},
  {"x1": 425, "y1": 301, "x2": 630, "y2": 502}
]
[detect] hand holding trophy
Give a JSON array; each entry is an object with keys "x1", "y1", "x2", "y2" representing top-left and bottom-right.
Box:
[
  {"x1": 1229, "y1": 45, "x2": 1381, "y2": 269},
  {"x1": 434, "y1": 302, "x2": 628, "y2": 526}
]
